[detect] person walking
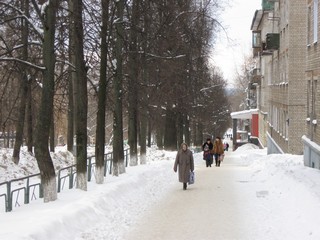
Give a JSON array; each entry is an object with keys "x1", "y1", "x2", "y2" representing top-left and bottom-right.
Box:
[
  {"x1": 202, "y1": 138, "x2": 213, "y2": 167},
  {"x1": 213, "y1": 136, "x2": 224, "y2": 167},
  {"x1": 173, "y1": 143, "x2": 195, "y2": 190}
]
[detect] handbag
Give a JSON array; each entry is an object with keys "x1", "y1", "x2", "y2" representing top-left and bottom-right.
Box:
[
  {"x1": 219, "y1": 154, "x2": 225, "y2": 161},
  {"x1": 203, "y1": 151, "x2": 210, "y2": 160},
  {"x1": 188, "y1": 171, "x2": 195, "y2": 184}
]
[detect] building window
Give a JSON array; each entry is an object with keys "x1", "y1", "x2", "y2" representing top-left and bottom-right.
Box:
[
  {"x1": 285, "y1": 110, "x2": 288, "y2": 139},
  {"x1": 268, "y1": 64, "x2": 272, "y2": 85},
  {"x1": 308, "y1": 6, "x2": 312, "y2": 45},
  {"x1": 252, "y1": 31, "x2": 261, "y2": 48},
  {"x1": 281, "y1": 110, "x2": 284, "y2": 136},
  {"x1": 314, "y1": 0, "x2": 318, "y2": 43},
  {"x1": 276, "y1": 108, "x2": 281, "y2": 133},
  {"x1": 308, "y1": 80, "x2": 311, "y2": 118},
  {"x1": 273, "y1": 105, "x2": 278, "y2": 131},
  {"x1": 313, "y1": 79, "x2": 318, "y2": 120}
]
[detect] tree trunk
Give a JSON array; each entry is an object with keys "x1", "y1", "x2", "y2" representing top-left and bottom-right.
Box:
[
  {"x1": 12, "y1": 70, "x2": 27, "y2": 163},
  {"x1": 95, "y1": 0, "x2": 110, "y2": 184},
  {"x1": 26, "y1": 78, "x2": 33, "y2": 153},
  {"x1": 164, "y1": 109, "x2": 177, "y2": 150},
  {"x1": 49, "y1": 120, "x2": 54, "y2": 152},
  {"x1": 147, "y1": 118, "x2": 151, "y2": 147},
  {"x1": 184, "y1": 115, "x2": 190, "y2": 146},
  {"x1": 12, "y1": 0, "x2": 29, "y2": 164},
  {"x1": 196, "y1": 122, "x2": 203, "y2": 146},
  {"x1": 67, "y1": 0, "x2": 76, "y2": 154},
  {"x1": 128, "y1": 0, "x2": 139, "y2": 166},
  {"x1": 140, "y1": 110, "x2": 147, "y2": 164},
  {"x1": 113, "y1": 0, "x2": 125, "y2": 175},
  {"x1": 72, "y1": 0, "x2": 88, "y2": 190},
  {"x1": 156, "y1": 125, "x2": 163, "y2": 149},
  {"x1": 5, "y1": 127, "x2": 10, "y2": 148},
  {"x1": 34, "y1": 0, "x2": 58, "y2": 203},
  {"x1": 139, "y1": 1, "x2": 149, "y2": 164},
  {"x1": 67, "y1": 66, "x2": 74, "y2": 152},
  {"x1": 177, "y1": 112, "x2": 184, "y2": 147}
]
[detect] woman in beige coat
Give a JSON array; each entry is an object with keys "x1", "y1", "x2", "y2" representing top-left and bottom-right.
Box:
[
  {"x1": 173, "y1": 143, "x2": 194, "y2": 190},
  {"x1": 213, "y1": 136, "x2": 224, "y2": 167}
]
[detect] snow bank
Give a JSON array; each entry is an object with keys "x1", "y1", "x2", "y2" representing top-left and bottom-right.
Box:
[{"x1": 0, "y1": 147, "x2": 74, "y2": 182}]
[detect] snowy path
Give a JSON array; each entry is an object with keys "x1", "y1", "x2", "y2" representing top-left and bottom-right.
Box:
[
  {"x1": 2, "y1": 144, "x2": 320, "y2": 240},
  {"x1": 123, "y1": 150, "x2": 257, "y2": 240}
]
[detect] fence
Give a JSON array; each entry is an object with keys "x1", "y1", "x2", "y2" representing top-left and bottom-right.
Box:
[{"x1": 0, "y1": 148, "x2": 130, "y2": 213}]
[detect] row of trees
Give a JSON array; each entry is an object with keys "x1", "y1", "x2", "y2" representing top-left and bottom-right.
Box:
[{"x1": 0, "y1": 0, "x2": 230, "y2": 202}]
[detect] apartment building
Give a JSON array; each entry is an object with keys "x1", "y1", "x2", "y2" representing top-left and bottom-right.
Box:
[
  {"x1": 250, "y1": 0, "x2": 307, "y2": 154},
  {"x1": 303, "y1": 0, "x2": 320, "y2": 168}
]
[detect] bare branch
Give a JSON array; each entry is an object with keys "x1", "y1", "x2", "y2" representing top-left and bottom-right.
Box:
[
  {"x1": 0, "y1": 1, "x2": 44, "y2": 40},
  {"x1": 0, "y1": 57, "x2": 45, "y2": 71}
]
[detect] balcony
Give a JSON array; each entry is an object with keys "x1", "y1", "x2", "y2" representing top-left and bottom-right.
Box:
[
  {"x1": 249, "y1": 68, "x2": 262, "y2": 85},
  {"x1": 265, "y1": 33, "x2": 280, "y2": 50}
]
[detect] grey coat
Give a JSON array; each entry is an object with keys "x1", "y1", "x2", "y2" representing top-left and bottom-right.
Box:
[{"x1": 174, "y1": 147, "x2": 194, "y2": 183}]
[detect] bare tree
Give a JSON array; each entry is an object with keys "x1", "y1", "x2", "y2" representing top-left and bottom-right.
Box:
[
  {"x1": 34, "y1": 0, "x2": 59, "y2": 202},
  {"x1": 139, "y1": 0, "x2": 150, "y2": 164},
  {"x1": 71, "y1": 0, "x2": 88, "y2": 190},
  {"x1": 127, "y1": 0, "x2": 140, "y2": 166},
  {"x1": 95, "y1": 0, "x2": 110, "y2": 183},
  {"x1": 112, "y1": 0, "x2": 125, "y2": 176},
  {"x1": 12, "y1": 0, "x2": 30, "y2": 163}
]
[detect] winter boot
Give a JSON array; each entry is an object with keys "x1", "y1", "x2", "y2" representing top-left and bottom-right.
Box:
[{"x1": 183, "y1": 183, "x2": 187, "y2": 190}]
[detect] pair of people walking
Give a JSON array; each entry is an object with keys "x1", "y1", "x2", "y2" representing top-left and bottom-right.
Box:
[{"x1": 203, "y1": 137, "x2": 224, "y2": 167}]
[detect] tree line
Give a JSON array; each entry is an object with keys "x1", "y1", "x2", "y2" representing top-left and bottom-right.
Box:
[{"x1": 0, "y1": 0, "x2": 230, "y2": 202}]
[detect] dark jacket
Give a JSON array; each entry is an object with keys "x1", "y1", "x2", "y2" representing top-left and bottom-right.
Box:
[{"x1": 202, "y1": 141, "x2": 213, "y2": 152}]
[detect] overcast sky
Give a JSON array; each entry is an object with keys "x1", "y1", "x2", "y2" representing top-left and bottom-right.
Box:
[{"x1": 211, "y1": 0, "x2": 262, "y2": 87}]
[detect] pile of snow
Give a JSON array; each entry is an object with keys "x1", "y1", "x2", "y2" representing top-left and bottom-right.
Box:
[
  {"x1": 244, "y1": 148, "x2": 320, "y2": 200},
  {"x1": 0, "y1": 147, "x2": 74, "y2": 182},
  {"x1": 233, "y1": 143, "x2": 266, "y2": 166},
  {"x1": 236, "y1": 143, "x2": 260, "y2": 151}
]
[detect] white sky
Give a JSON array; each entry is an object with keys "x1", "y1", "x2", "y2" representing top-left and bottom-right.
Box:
[
  {"x1": 211, "y1": 0, "x2": 262, "y2": 86},
  {"x1": 1, "y1": 139, "x2": 320, "y2": 239}
]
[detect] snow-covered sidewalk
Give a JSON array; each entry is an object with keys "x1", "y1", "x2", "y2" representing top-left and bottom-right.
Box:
[
  {"x1": 2, "y1": 144, "x2": 320, "y2": 240},
  {"x1": 124, "y1": 149, "x2": 253, "y2": 240},
  {"x1": 124, "y1": 148, "x2": 320, "y2": 240}
]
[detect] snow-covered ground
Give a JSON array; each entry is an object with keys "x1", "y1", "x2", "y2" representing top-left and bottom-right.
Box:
[{"x1": 1, "y1": 142, "x2": 320, "y2": 240}]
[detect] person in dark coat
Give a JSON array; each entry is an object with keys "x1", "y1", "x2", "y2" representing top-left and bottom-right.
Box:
[
  {"x1": 202, "y1": 138, "x2": 213, "y2": 167},
  {"x1": 173, "y1": 143, "x2": 194, "y2": 190},
  {"x1": 225, "y1": 142, "x2": 229, "y2": 151}
]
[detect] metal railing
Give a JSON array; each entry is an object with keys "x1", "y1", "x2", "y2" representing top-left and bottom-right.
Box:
[
  {"x1": 0, "y1": 173, "x2": 43, "y2": 212},
  {"x1": 0, "y1": 148, "x2": 130, "y2": 212}
]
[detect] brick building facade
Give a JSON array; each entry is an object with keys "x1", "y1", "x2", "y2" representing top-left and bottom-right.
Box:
[
  {"x1": 250, "y1": 0, "x2": 307, "y2": 155},
  {"x1": 303, "y1": 0, "x2": 320, "y2": 168}
]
